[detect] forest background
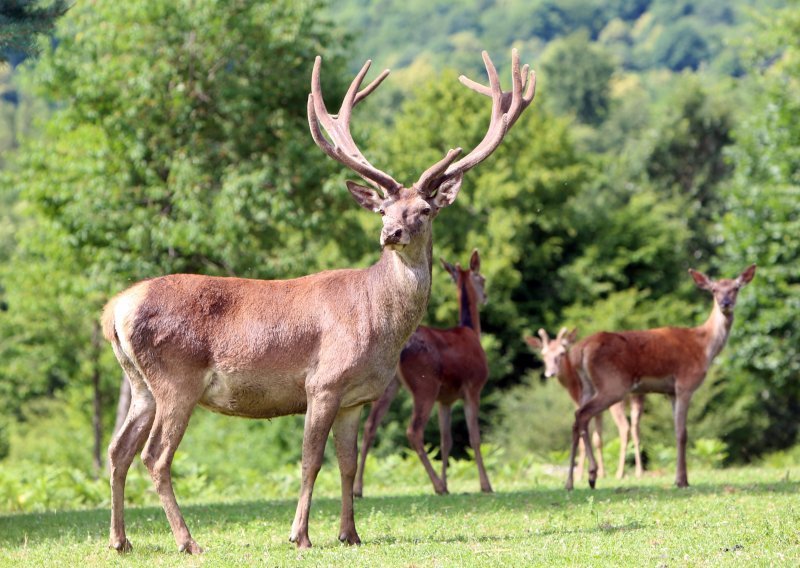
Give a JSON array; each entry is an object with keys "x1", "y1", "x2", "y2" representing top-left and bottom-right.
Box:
[{"x1": 0, "y1": 0, "x2": 798, "y2": 512}]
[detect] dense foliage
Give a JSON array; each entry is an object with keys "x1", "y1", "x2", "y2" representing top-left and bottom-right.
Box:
[{"x1": 0, "y1": 0, "x2": 797, "y2": 491}]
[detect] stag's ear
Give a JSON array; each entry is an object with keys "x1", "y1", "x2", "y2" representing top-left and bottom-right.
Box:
[
  {"x1": 689, "y1": 268, "x2": 713, "y2": 290},
  {"x1": 525, "y1": 336, "x2": 542, "y2": 350},
  {"x1": 346, "y1": 181, "x2": 384, "y2": 213},
  {"x1": 440, "y1": 258, "x2": 458, "y2": 282},
  {"x1": 470, "y1": 249, "x2": 481, "y2": 272},
  {"x1": 737, "y1": 264, "x2": 757, "y2": 286},
  {"x1": 565, "y1": 328, "x2": 579, "y2": 345},
  {"x1": 430, "y1": 173, "x2": 463, "y2": 209}
]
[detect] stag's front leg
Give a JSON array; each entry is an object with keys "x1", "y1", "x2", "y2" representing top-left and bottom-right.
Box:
[
  {"x1": 332, "y1": 405, "x2": 363, "y2": 545},
  {"x1": 672, "y1": 389, "x2": 693, "y2": 488},
  {"x1": 290, "y1": 388, "x2": 341, "y2": 549}
]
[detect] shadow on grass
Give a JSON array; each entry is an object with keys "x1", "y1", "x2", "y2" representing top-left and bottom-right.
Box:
[{"x1": 0, "y1": 477, "x2": 797, "y2": 550}]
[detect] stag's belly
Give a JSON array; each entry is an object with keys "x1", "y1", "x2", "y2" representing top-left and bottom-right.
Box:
[
  {"x1": 198, "y1": 369, "x2": 308, "y2": 419},
  {"x1": 631, "y1": 375, "x2": 676, "y2": 395}
]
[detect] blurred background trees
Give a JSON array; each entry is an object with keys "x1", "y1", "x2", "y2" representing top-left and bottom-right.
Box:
[{"x1": 0, "y1": 0, "x2": 797, "y2": 497}]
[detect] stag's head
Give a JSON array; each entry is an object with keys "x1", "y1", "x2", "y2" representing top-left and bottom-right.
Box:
[
  {"x1": 689, "y1": 264, "x2": 756, "y2": 316},
  {"x1": 308, "y1": 51, "x2": 536, "y2": 255},
  {"x1": 441, "y1": 249, "x2": 487, "y2": 305},
  {"x1": 525, "y1": 327, "x2": 578, "y2": 378}
]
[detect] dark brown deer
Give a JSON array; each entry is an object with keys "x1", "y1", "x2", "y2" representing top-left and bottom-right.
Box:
[
  {"x1": 102, "y1": 50, "x2": 535, "y2": 554},
  {"x1": 566, "y1": 265, "x2": 756, "y2": 490},
  {"x1": 525, "y1": 328, "x2": 644, "y2": 484},
  {"x1": 354, "y1": 249, "x2": 493, "y2": 497}
]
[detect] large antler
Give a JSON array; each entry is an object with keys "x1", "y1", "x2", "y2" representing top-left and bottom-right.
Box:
[
  {"x1": 416, "y1": 49, "x2": 537, "y2": 197},
  {"x1": 308, "y1": 56, "x2": 402, "y2": 196}
]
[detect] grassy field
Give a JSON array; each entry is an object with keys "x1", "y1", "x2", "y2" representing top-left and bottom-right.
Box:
[{"x1": 1, "y1": 462, "x2": 798, "y2": 567}]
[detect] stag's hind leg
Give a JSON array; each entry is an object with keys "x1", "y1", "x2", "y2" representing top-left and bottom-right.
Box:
[
  {"x1": 140, "y1": 373, "x2": 206, "y2": 554},
  {"x1": 108, "y1": 371, "x2": 156, "y2": 553},
  {"x1": 464, "y1": 391, "x2": 493, "y2": 493}
]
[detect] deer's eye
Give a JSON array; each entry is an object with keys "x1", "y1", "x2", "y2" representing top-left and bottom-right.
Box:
[
  {"x1": 378, "y1": 208, "x2": 386, "y2": 216},
  {"x1": 421, "y1": 207, "x2": 431, "y2": 216}
]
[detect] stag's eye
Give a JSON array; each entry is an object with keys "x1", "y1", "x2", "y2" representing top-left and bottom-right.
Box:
[
  {"x1": 378, "y1": 208, "x2": 386, "y2": 216},
  {"x1": 421, "y1": 206, "x2": 431, "y2": 216}
]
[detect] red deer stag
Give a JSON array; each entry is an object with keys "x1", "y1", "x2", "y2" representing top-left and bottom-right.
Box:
[
  {"x1": 566, "y1": 265, "x2": 756, "y2": 491},
  {"x1": 101, "y1": 50, "x2": 536, "y2": 554},
  {"x1": 354, "y1": 249, "x2": 493, "y2": 497},
  {"x1": 525, "y1": 328, "x2": 644, "y2": 484}
]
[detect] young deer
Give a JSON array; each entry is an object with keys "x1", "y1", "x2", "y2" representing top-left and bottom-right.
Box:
[
  {"x1": 354, "y1": 249, "x2": 493, "y2": 497},
  {"x1": 566, "y1": 265, "x2": 756, "y2": 490},
  {"x1": 102, "y1": 50, "x2": 535, "y2": 554},
  {"x1": 525, "y1": 328, "x2": 644, "y2": 483}
]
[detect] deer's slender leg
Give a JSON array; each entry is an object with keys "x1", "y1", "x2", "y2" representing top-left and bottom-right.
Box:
[
  {"x1": 140, "y1": 378, "x2": 205, "y2": 554},
  {"x1": 464, "y1": 392, "x2": 493, "y2": 493},
  {"x1": 575, "y1": 435, "x2": 586, "y2": 482},
  {"x1": 108, "y1": 366, "x2": 155, "y2": 553},
  {"x1": 575, "y1": 391, "x2": 625, "y2": 489},
  {"x1": 290, "y1": 388, "x2": 341, "y2": 548},
  {"x1": 672, "y1": 388, "x2": 694, "y2": 488},
  {"x1": 406, "y1": 392, "x2": 447, "y2": 495},
  {"x1": 630, "y1": 395, "x2": 644, "y2": 477},
  {"x1": 608, "y1": 401, "x2": 631, "y2": 479},
  {"x1": 437, "y1": 403, "x2": 453, "y2": 493},
  {"x1": 354, "y1": 376, "x2": 400, "y2": 498},
  {"x1": 332, "y1": 405, "x2": 363, "y2": 545},
  {"x1": 591, "y1": 411, "x2": 605, "y2": 479}
]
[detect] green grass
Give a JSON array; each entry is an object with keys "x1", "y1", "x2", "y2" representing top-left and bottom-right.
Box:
[{"x1": 1, "y1": 464, "x2": 799, "y2": 567}]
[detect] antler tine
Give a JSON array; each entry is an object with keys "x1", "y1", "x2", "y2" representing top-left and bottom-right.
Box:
[
  {"x1": 441, "y1": 49, "x2": 536, "y2": 184},
  {"x1": 308, "y1": 56, "x2": 402, "y2": 196},
  {"x1": 415, "y1": 148, "x2": 463, "y2": 196},
  {"x1": 538, "y1": 328, "x2": 550, "y2": 346},
  {"x1": 556, "y1": 327, "x2": 568, "y2": 342}
]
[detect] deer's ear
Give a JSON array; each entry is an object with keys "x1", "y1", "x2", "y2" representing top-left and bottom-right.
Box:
[
  {"x1": 566, "y1": 328, "x2": 579, "y2": 345},
  {"x1": 689, "y1": 268, "x2": 713, "y2": 290},
  {"x1": 470, "y1": 249, "x2": 481, "y2": 272},
  {"x1": 430, "y1": 173, "x2": 463, "y2": 209},
  {"x1": 346, "y1": 181, "x2": 383, "y2": 212},
  {"x1": 737, "y1": 264, "x2": 757, "y2": 286},
  {"x1": 440, "y1": 258, "x2": 458, "y2": 281},
  {"x1": 525, "y1": 336, "x2": 542, "y2": 350}
]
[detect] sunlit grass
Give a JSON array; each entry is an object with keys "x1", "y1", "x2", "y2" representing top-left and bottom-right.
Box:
[{"x1": 1, "y1": 460, "x2": 798, "y2": 567}]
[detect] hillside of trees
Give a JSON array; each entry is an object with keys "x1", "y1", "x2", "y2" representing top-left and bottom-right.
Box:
[{"x1": 0, "y1": 0, "x2": 797, "y2": 504}]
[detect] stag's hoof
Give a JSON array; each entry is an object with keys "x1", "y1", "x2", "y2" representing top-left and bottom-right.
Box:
[
  {"x1": 290, "y1": 533, "x2": 312, "y2": 549},
  {"x1": 589, "y1": 478, "x2": 596, "y2": 489},
  {"x1": 110, "y1": 537, "x2": 133, "y2": 553},
  {"x1": 676, "y1": 480, "x2": 689, "y2": 488},
  {"x1": 338, "y1": 531, "x2": 362, "y2": 546},
  {"x1": 178, "y1": 540, "x2": 204, "y2": 554}
]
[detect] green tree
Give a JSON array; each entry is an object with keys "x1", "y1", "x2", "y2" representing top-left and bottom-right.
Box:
[
  {"x1": 0, "y1": 0, "x2": 70, "y2": 60},
  {"x1": 713, "y1": 3, "x2": 800, "y2": 460},
  {"x1": 1, "y1": 0, "x2": 349, "y2": 465},
  {"x1": 540, "y1": 32, "x2": 615, "y2": 125}
]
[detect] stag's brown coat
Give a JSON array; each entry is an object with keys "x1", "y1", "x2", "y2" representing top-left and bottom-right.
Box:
[{"x1": 102, "y1": 50, "x2": 536, "y2": 554}]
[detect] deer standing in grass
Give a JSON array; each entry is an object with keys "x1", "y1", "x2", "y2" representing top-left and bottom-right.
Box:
[
  {"x1": 101, "y1": 50, "x2": 535, "y2": 554},
  {"x1": 565, "y1": 265, "x2": 756, "y2": 491},
  {"x1": 354, "y1": 249, "x2": 493, "y2": 497},
  {"x1": 525, "y1": 328, "x2": 644, "y2": 482}
]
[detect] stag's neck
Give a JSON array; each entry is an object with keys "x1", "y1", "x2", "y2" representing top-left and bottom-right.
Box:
[
  {"x1": 698, "y1": 301, "x2": 734, "y2": 365},
  {"x1": 367, "y1": 237, "x2": 433, "y2": 342},
  {"x1": 457, "y1": 279, "x2": 481, "y2": 336}
]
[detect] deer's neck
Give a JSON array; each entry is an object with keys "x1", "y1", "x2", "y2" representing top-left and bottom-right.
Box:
[
  {"x1": 698, "y1": 301, "x2": 734, "y2": 365},
  {"x1": 559, "y1": 352, "x2": 582, "y2": 403},
  {"x1": 368, "y1": 235, "x2": 433, "y2": 344},
  {"x1": 457, "y1": 279, "x2": 481, "y2": 336}
]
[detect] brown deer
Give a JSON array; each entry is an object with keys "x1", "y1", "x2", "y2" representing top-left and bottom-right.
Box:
[
  {"x1": 354, "y1": 249, "x2": 493, "y2": 497},
  {"x1": 525, "y1": 328, "x2": 644, "y2": 483},
  {"x1": 565, "y1": 264, "x2": 756, "y2": 491},
  {"x1": 101, "y1": 50, "x2": 536, "y2": 554}
]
